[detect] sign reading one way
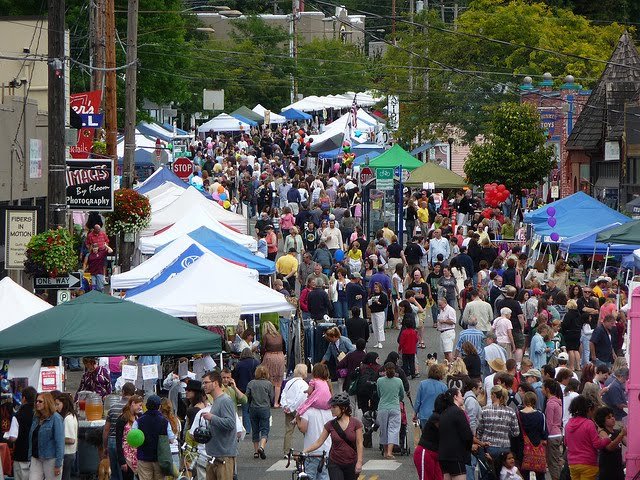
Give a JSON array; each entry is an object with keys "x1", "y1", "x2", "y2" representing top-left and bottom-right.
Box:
[
  {"x1": 375, "y1": 167, "x2": 394, "y2": 190},
  {"x1": 34, "y1": 271, "x2": 82, "y2": 290}
]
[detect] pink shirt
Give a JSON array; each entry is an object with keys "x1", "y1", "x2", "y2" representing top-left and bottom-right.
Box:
[
  {"x1": 599, "y1": 302, "x2": 617, "y2": 321},
  {"x1": 296, "y1": 378, "x2": 331, "y2": 415},
  {"x1": 545, "y1": 396, "x2": 563, "y2": 437},
  {"x1": 492, "y1": 317, "x2": 513, "y2": 344},
  {"x1": 280, "y1": 213, "x2": 295, "y2": 230},
  {"x1": 565, "y1": 417, "x2": 610, "y2": 466}
]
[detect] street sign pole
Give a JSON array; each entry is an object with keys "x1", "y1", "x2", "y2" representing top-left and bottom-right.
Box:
[{"x1": 398, "y1": 164, "x2": 404, "y2": 247}]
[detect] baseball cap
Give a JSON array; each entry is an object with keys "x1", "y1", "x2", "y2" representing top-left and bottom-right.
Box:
[
  {"x1": 557, "y1": 352, "x2": 569, "y2": 361},
  {"x1": 522, "y1": 369, "x2": 542, "y2": 380},
  {"x1": 146, "y1": 395, "x2": 162, "y2": 410},
  {"x1": 532, "y1": 288, "x2": 544, "y2": 296},
  {"x1": 351, "y1": 272, "x2": 362, "y2": 279}
]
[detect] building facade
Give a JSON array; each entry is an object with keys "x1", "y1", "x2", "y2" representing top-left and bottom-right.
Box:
[{"x1": 520, "y1": 73, "x2": 590, "y2": 200}]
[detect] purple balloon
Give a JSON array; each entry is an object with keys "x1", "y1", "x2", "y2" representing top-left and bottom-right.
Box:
[
  {"x1": 547, "y1": 217, "x2": 557, "y2": 227},
  {"x1": 550, "y1": 232, "x2": 560, "y2": 242},
  {"x1": 547, "y1": 206, "x2": 556, "y2": 217}
]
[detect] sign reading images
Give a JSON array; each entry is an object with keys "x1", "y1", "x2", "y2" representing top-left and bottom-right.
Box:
[{"x1": 66, "y1": 159, "x2": 114, "y2": 211}]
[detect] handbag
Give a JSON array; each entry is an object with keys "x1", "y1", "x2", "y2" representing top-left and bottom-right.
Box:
[
  {"x1": 518, "y1": 413, "x2": 547, "y2": 473},
  {"x1": 157, "y1": 433, "x2": 178, "y2": 477}
]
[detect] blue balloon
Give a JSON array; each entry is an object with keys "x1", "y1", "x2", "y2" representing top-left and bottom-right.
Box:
[
  {"x1": 334, "y1": 250, "x2": 345, "y2": 262},
  {"x1": 219, "y1": 193, "x2": 228, "y2": 201}
]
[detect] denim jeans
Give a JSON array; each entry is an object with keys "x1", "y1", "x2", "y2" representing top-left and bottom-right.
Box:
[
  {"x1": 580, "y1": 332, "x2": 591, "y2": 367},
  {"x1": 108, "y1": 437, "x2": 123, "y2": 480},
  {"x1": 333, "y1": 300, "x2": 348, "y2": 320},
  {"x1": 249, "y1": 406, "x2": 271, "y2": 442},
  {"x1": 305, "y1": 456, "x2": 329, "y2": 480},
  {"x1": 241, "y1": 402, "x2": 251, "y2": 434},
  {"x1": 465, "y1": 452, "x2": 477, "y2": 480}
]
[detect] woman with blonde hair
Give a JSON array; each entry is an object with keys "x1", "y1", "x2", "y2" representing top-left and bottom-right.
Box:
[
  {"x1": 159, "y1": 399, "x2": 180, "y2": 470},
  {"x1": 551, "y1": 259, "x2": 569, "y2": 292},
  {"x1": 283, "y1": 226, "x2": 304, "y2": 262},
  {"x1": 28, "y1": 392, "x2": 65, "y2": 480},
  {"x1": 246, "y1": 365, "x2": 275, "y2": 459},
  {"x1": 446, "y1": 358, "x2": 471, "y2": 391},
  {"x1": 260, "y1": 321, "x2": 286, "y2": 408},
  {"x1": 476, "y1": 386, "x2": 520, "y2": 478}
]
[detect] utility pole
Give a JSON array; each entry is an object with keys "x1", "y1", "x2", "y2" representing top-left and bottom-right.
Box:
[
  {"x1": 391, "y1": 0, "x2": 396, "y2": 41},
  {"x1": 122, "y1": 0, "x2": 138, "y2": 190},
  {"x1": 408, "y1": 0, "x2": 414, "y2": 92},
  {"x1": 47, "y1": 0, "x2": 67, "y2": 229},
  {"x1": 104, "y1": 0, "x2": 117, "y2": 160},
  {"x1": 289, "y1": 0, "x2": 299, "y2": 103},
  {"x1": 90, "y1": 0, "x2": 106, "y2": 92}
]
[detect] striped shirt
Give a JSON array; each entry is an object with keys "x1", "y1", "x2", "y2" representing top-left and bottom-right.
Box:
[
  {"x1": 476, "y1": 404, "x2": 520, "y2": 448},
  {"x1": 455, "y1": 327, "x2": 486, "y2": 360}
]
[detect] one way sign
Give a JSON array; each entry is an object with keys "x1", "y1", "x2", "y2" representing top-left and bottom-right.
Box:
[{"x1": 34, "y1": 271, "x2": 83, "y2": 290}]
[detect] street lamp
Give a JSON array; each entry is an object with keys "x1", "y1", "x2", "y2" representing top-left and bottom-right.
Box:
[{"x1": 447, "y1": 137, "x2": 454, "y2": 170}]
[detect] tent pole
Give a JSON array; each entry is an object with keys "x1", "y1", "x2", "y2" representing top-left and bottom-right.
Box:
[
  {"x1": 588, "y1": 243, "x2": 597, "y2": 284},
  {"x1": 59, "y1": 356, "x2": 64, "y2": 391},
  {"x1": 603, "y1": 245, "x2": 610, "y2": 274}
]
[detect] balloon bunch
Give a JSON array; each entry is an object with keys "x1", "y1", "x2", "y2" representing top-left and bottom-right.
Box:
[
  {"x1": 483, "y1": 183, "x2": 510, "y2": 207},
  {"x1": 481, "y1": 207, "x2": 493, "y2": 219},
  {"x1": 342, "y1": 141, "x2": 351, "y2": 153},
  {"x1": 343, "y1": 152, "x2": 355, "y2": 166},
  {"x1": 547, "y1": 207, "x2": 559, "y2": 242}
]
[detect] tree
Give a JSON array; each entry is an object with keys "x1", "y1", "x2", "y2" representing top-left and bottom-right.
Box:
[
  {"x1": 463, "y1": 102, "x2": 555, "y2": 193},
  {"x1": 378, "y1": 0, "x2": 627, "y2": 144}
]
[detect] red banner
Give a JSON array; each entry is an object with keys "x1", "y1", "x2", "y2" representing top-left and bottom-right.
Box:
[{"x1": 69, "y1": 90, "x2": 102, "y2": 159}]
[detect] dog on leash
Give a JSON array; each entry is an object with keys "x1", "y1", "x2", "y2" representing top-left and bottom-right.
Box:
[{"x1": 98, "y1": 458, "x2": 111, "y2": 480}]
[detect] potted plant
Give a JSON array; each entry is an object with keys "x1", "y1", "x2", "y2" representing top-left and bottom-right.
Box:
[
  {"x1": 24, "y1": 227, "x2": 78, "y2": 277},
  {"x1": 105, "y1": 188, "x2": 151, "y2": 240}
]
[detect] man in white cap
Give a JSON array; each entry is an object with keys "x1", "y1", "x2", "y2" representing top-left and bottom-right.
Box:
[{"x1": 554, "y1": 352, "x2": 578, "y2": 380}]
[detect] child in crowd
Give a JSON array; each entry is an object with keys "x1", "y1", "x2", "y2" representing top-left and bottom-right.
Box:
[
  {"x1": 500, "y1": 451, "x2": 524, "y2": 480},
  {"x1": 398, "y1": 300, "x2": 419, "y2": 379},
  {"x1": 296, "y1": 363, "x2": 332, "y2": 416}
]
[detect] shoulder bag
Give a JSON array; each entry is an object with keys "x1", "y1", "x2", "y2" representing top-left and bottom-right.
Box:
[
  {"x1": 518, "y1": 412, "x2": 547, "y2": 473},
  {"x1": 332, "y1": 418, "x2": 357, "y2": 454}
]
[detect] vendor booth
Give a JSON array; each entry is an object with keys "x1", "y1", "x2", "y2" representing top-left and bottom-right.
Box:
[
  {"x1": 143, "y1": 185, "x2": 247, "y2": 235},
  {"x1": 252, "y1": 104, "x2": 287, "y2": 124},
  {"x1": 597, "y1": 219, "x2": 640, "y2": 245},
  {"x1": 404, "y1": 161, "x2": 467, "y2": 189},
  {"x1": 138, "y1": 204, "x2": 257, "y2": 254},
  {"x1": 230, "y1": 106, "x2": 264, "y2": 124},
  {"x1": 127, "y1": 252, "x2": 295, "y2": 316},
  {"x1": 112, "y1": 237, "x2": 259, "y2": 290},
  {"x1": 197, "y1": 113, "x2": 252, "y2": 133}
]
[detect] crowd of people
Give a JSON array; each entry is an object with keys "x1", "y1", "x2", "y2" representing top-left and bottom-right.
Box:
[{"x1": 0, "y1": 136, "x2": 633, "y2": 480}]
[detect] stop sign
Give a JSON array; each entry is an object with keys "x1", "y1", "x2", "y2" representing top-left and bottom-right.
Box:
[
  {"x1": 173, "y1": 157, "x2": 193, "y2": 180},
  {"x1": 359, "y1": 166, "x2": 374, "y2": 185}
]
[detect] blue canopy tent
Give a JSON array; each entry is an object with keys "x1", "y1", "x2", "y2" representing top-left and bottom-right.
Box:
[
  {"x1": 136, "y1": 122, "x2": 173, "y2": 142},
  {"x1": 230, "y1": 113, "x2": 259, "y2": 127},
  {"x1": 127, "y1": 244, "x2": 205, "y2": 297},
  {"x1": 282, "y1": 108, "x2": 312, "y2": 121},
  {"x1": 183, "y1": 226, "x2": 275, "y2": 275},
  {"x1": 136, "y1": 166, "x2": 214, "y2": 200},
  {"x1": 524, "y1": 192, "x2": 630, "y2": 239},
  {"x1": 318, "y1": 148, "x2": 342, "y2": 160},
  {"x1": 353, "y1": 151, "x2": 381, "y2": 166},
  {"x1": 559, "y1": 223, "x2": 640, "y2": 255},
  {"x1": 161, "y1": 123, "x2": 189, "y2": 135}
]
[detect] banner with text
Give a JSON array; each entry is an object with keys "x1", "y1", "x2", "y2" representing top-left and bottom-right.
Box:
[
  {"x1": 69, "y1": 90, "x2": 102, "y2": 159},
  {"x1": 4, "y1": 209, "x2": 37, "y2": 269},
  {"x1": 66, "y1": 159, "x2": 114, "y2": 211}
]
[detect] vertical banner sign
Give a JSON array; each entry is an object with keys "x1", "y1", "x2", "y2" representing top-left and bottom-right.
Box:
[
  {"x1": 29, "y1": 139, "x2": 42, "y2": 179},
  {"x1": 387, "y1": 95, "x2": 399, "y2": 130},
  {"x1": 69, "y1": 90, "x2": 102, "y2": 159},
  {"x1": 66, "y1": 159, "x2": 114, "y2": 211},
  {"x1": 264, "y1": 110, "x2": 271, "y2": 125},
  {"x1": 4, "y1": 210, "x2": 37, "y2": 269}
]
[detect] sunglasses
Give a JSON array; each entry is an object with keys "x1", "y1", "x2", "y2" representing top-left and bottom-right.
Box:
[{"x1": 36, "y1": 400, "x2": 44, "y2": 404}]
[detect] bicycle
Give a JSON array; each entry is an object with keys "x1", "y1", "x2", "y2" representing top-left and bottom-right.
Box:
[
  {"x1": 285, "y1": 448, "x2": 326, "y2": 480},
  {"x1": 177, "y1": 443, "x2": 225, "y2": 480}
]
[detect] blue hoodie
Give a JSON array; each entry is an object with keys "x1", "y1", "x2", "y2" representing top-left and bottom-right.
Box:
[{"x1": 415, "y1": 379, "x2": 448, "y2": 421}]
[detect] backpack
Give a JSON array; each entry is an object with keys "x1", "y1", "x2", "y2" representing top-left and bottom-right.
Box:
[{"x1": 356, "y1": 365, "x2": 380, "y2": 410}]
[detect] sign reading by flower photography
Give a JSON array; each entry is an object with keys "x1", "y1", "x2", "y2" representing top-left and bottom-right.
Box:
[{"x1": 66, "y1": 159, "x2": 114, "y2": 211}]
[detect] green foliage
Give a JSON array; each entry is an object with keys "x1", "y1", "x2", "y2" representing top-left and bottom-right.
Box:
[
  {"x1": 463, "y1": 102, "x2": 556, "y2": 192},
  {"x1": 378, "y1": 1, "x2": 628, "y2": 144},
  {"x1": 24, "y1": 228, "x2": 78, "y2": 277}
]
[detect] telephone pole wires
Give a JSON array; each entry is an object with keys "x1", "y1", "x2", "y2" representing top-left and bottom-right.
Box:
[{"x1": 104, "y1": 0, "x2": 117, "y2": 160}]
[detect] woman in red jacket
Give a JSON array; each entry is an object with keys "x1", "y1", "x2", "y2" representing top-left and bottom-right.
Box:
[
  {"x1": 565, "y1": 395, "x2": 621, "y2": 480},
  {"x1": 543, "y1": 379, "x2": 564, "y2": 480}
]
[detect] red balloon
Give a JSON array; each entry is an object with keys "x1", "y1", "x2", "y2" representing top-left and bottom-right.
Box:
[
  {"x1": 497, "y1": 184, "x2": 506, "y2": 192},
  {"x1": 484, "y1": 184, "x2": 491, "y2": 191}
]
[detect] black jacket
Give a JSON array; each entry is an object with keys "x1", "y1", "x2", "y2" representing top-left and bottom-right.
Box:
[
  {"x1": 438, "y1": 405, "x2": 473, "y2": 464},
  {"x1": 308, "y1": 288, "x2": 331, "y2": 320},
  {"x1": 346, "y1": 316, "x2": 370, "y2": 344},
  {"x1": 13, "y1": 402, "x2": 35, "y2": 462}
]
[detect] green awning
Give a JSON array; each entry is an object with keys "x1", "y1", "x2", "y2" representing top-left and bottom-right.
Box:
[
  {"x1": 230, "y1": 106, "x2": 263, "y2": 124},
  {"x1": 368, "y1": 144, "x2": 424, "y2": 170},
  {"x1": 0, "y1": 291, "x2": 221, "y2": 359},
  {"x1": 596, "y1": 219, "x2": 640, "y2": 245},
  {"x1": 404, "y1": 161, "x2": 468, "y2": 189}
]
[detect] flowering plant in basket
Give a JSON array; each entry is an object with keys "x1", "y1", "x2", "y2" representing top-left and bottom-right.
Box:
[
  {"x1": 105, "y1": 188, "x2": 151, "y2": 235},
  {"x1": 24, "y1": 227, "x2": 78, "y2": 277}
]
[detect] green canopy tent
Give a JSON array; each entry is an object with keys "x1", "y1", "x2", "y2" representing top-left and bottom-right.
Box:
[
  {"x1": 0, "y1": 291, "x2": 222, "y2": 359},
  {"x1": 229, "y1": 106, "x2": 263, "y2": 124},
  {"x1": 368, "y1": 144, "x2": 424, "y2": 170},
  {"x1": 596, "y1": 219, "x2": 640, "y2": 245},
  {"x1": 404, "y1": 161, "x2": 468, "y2": 189}
]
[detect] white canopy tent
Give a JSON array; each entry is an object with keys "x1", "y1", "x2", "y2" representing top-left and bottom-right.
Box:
[
  {"x1": 252, "y1": 104, "x2": 287, "y2": 124},
  {"x1": 146, "y1": 184, "x2": 186, "y2": 212},
  {"x1": 127, "y1": 252, "x2": 294, "y2": 315},
  {"x1": 197, "y1": 113, "x2": 252, "y2": 133},
  {"x1": 144, "y1": 186, "x2": 247, "y2": 235},
  {"x1": 0, "y1": 277, "x2": 53, "y2": 386},
  {"x1": 138, "y1": 205, "x2": 257, "y2": 254},
  {"x1": 112, "y1": 235, "x2": 258, "y2": 290},
  {"x1": 116, "y1": 130, "x2": 159, "y2": 159},
  {"x1": 282, "y1": 91, "x2": 382, "y2": 112},
  {"x1": 356, "y1": 108, "x2": 384, "y2": 127}
]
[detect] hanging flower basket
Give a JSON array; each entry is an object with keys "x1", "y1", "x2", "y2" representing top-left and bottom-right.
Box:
[
  {"x1": 24, "y1": 227, "x2": 78, "y2": 277},
  {"x1": 105, "y1": 188, "x2": 151, "y2": 235}
]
